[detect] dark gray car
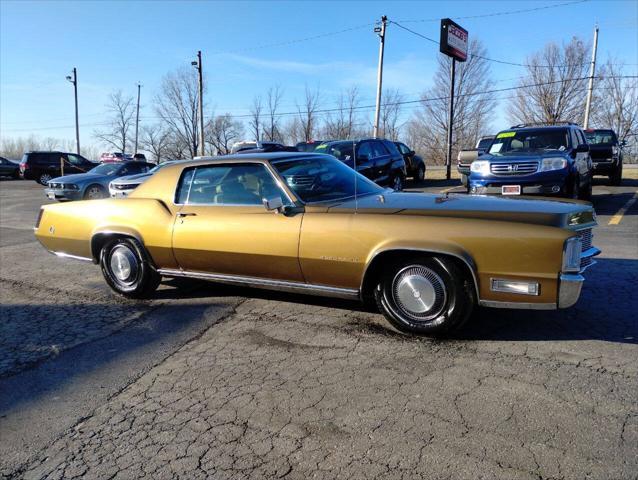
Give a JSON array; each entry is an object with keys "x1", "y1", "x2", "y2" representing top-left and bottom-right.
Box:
[{"x1": 44, "y1": 161, "x2": 154, "y2": 201}]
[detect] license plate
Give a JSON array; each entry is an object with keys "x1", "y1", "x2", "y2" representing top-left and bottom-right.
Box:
[
  {"x1": 502, "y1": 185, "x2": 521, "y2": 195},
  {"x1": 47, "y1": 192, "x2": 56, "y2": 199}
]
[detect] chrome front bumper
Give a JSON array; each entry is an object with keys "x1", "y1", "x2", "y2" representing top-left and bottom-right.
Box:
[{"x1": 558, "y1": 246, "x2": 601, "y2": 308}]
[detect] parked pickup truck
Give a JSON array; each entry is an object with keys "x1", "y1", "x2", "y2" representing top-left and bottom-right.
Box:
[
  {"x1": 457, "y1": 135, "x2": 494, "y2": 187},
  {"x1": 584, "y1": 129, "x2": 624, "y2": 185}
]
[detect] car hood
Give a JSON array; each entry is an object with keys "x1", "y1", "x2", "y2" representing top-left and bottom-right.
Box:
[
  {"x1": 49, "y1": 173, "x2": 108, "y2": 184},
  {"x1": 111, "y1": 172, "x2": 151, "y2": 184},
  {"x1": 321, "y1": 192, "x2": 595, "y2": 228},
  {"x1": 481, "y1": 152, "x2": 566, "y2": 162}
]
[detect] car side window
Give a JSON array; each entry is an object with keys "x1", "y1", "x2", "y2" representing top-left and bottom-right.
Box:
[
  {"x1": 356, "y1": 142, "x2": 373, "y2": 160},
  {"x1": 576, "y1": 129, "x2": 586, "y2": 146},
  {"x1": 570, "y1": 129, "x2": 579, "y2": 148},
  {"x1": 371, "y1": 141, "x2": 388, "y2": 158},
  {"x1": 398, "y1": 143, "x2": 409, "y2": 155},
  {"x1": 177, "y1": 164, "x2": 285, "y2": 206},
  {"x1": 66, "y1": 154, "x2": 84, "y2": 165}
]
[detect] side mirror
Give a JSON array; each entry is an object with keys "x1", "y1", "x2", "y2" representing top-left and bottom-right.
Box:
[
  {"x1": 409, "y1": 150, "x2": 416, "y2": 156},
  {"x1": 263, "y1": 196, "x2": 284, "y2": 213},
  {"x1": 575, "y1": 144, "x2": 589, "y2": 153}
]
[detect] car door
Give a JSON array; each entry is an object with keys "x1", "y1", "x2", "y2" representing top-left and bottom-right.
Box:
[
  {"x1": 354, "y1": 142, "x2": 376, "y2": 180},
  {"x1": 171, "y1": 162, "x2": 304, "y2": 282},
  {"x1": 371, "y1": 140, "x2": 392, "y2": 184}
]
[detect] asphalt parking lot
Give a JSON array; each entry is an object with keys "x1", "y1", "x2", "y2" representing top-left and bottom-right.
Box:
[{"x1": 1, "y1": 175, "x2": 637, "y2": 479}]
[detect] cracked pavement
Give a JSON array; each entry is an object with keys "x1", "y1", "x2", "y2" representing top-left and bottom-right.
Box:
[{"x1": 1, "y1": 179, "x2": 637, "y2": 479}]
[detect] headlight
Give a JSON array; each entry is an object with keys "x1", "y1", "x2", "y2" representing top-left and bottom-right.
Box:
[
  {"x1": 470, "y1": 160, "x2": 490, "y2": 175},
  {"x1": 540, "y1": 157, "x2": 567, "y2": 172},
  {"x1": 562, "y1": 236, "x2": 582, "y2": 273}
]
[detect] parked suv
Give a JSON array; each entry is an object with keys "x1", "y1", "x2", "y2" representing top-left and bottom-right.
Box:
[
  {"x1": 394, "y1": 142, "x2": 425, "y2": 181},
  {"x1": 585, "y1": 129, "x2": 624, "y2": 185},
  {"x1": 20, "y1": 151, "x2": 96, "y2": 185},
  {"x1": 314, "y1": 138, "x2": 407, "y2": 190},
  {"x1": 469, "y1": 123, "x2": 592, "y2": 200}
]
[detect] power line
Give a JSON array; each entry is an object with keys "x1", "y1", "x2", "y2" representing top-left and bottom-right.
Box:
[
  {"x1": 396, "y1": 0, "x2": 590, "y2": 23},
  {"x1": 3, "y1": 76, "x2": 636, "y2": 133}
]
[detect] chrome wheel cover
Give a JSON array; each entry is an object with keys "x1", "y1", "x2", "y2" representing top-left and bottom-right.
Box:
[
  {"x1": 392, "y1": 265, "x2": 446, "y2": 322},
  {"x1": 40, "y1": 174, "x2": 52, "y2": 184},
  {"x1": 109, "y1": 245, "x2": 138, "y2": 284}
]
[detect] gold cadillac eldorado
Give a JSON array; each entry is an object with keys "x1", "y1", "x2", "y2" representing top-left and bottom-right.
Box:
[{"x1": 34, "y1": 153, "x2": 600, "y2": 335}]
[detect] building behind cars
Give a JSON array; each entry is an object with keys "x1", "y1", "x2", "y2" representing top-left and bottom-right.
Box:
[
  {"x1": 468, "y1": 123, "x2": 592, "y2": 200},
  {"x1": 584, "y1": 128, "x2": 624, "y2": 185},
  {"x1": 20, "y1": 151, "x2": 96, "y2": 185},
  {"x1": 314, "y1": 138, "x2": 406, "y2": 190}
]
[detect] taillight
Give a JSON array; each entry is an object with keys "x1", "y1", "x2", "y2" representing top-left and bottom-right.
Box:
[
  {"x1": 35, "y1": 208, "x2": 44, "y2": 229},
  {"x1": 20, "y1": 162, "x2": 28, "y2": 171}
]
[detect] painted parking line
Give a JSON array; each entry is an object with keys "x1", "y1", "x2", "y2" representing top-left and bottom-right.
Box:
[{"x1": 608, "y1": 191, "x2": 638, "y2": 225}]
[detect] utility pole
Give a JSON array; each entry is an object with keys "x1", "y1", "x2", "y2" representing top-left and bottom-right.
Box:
[
  {"x1": 192, "y1": 51, "x2": 205, "y2": 157},
  {"x1": 372, "y1": 16, "x2": 387, "y2": 139},
  {"x1": 583, "y1": 25, "x2": 599, "y2": 129},
  {"x1": 66, "y1": 68, "x2": 80, "y2": 154},
  {"x1": 445, "y1": 59, "x2": 456, "y2": 180},
  {"x1": 134, "y1": 83, "x2": 141, "y2": 155}
]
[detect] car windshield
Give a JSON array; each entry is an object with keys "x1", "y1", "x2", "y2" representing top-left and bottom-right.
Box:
[
  {"x1": 271, "y1": 156, "x2": 383, "y2": 203},
  {"x1": 585, "y1": 130, "x2": 617, "y2": 145},
  {"x1": 313, "y1": 142, "x2": 354, "y2": 161},
  {"x1": 488, "y1": 129, "x2": 569, "y2": 156},
  {"x1": 90, "y1": 163, "x2": 122, "y2": 175}
]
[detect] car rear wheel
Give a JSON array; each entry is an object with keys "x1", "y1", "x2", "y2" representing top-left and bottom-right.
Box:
[
  {"x1": 84, "y1": 184, "x2": 107, "y2": 200},
  {"x1": 38, "y1": 173, "x2": 52, "y2": 185},
  {"x1": 415, "y1": 164, "x2": 425, "y2": 182},
  {"x1": 392, "y1": 174, "x2": 404, "y2": 191},
  {"x1": 374, "y1": 256, "x2": 475, "y2": 336},
  {"x1": 609, "y1": 164, "x2": 622, "y2": 186},
  {"x1": 100, "y1": 237, "x2": 160, "y2": 299}
]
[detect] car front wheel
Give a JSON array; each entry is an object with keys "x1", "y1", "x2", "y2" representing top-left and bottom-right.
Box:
[
  {"x1": 374, "y1": 256, "x2": 475, "y2": 336},
  {"x1": 100, "y1": 237, "x2": 161, "y2": 299},
  {"x1": 84, "y1": 184, "x2": 107, "y2": 200}
]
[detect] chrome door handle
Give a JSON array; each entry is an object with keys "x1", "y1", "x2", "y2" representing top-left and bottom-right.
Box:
[{"x1": 177, "y1": 212, "x2": 197, "y2": 217}]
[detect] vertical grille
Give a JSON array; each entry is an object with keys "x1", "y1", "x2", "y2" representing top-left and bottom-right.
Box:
[
  {"x1": 577, "y1": 228, "x2": 593, "y2": 269},
  {"x1": 490, "y1": 161, "x2": 538, "y2": 175}
]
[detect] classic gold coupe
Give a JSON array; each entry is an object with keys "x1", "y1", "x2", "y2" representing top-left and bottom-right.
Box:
[{"x1": 34, "y1": 153, "x2": 600, "y2": 335}]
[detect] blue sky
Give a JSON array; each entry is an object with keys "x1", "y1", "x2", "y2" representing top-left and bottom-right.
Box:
[{"x1": 1, "y1": 0, "x2": 637, "y2": 149}]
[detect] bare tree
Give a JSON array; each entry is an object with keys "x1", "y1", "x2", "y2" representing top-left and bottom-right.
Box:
[
  {"x1": 508, "y1": 37, "x2": 589, "y2": 125},
  {"x1": 205, "y1": 113, "x2": 245, "y2": 155},
  {"x1": 155, "y1": 68, "x2": 202, "y2": 158},
  {"x1": 407, "y1": 39, "x2": 496, "y2": 165},
  {"x1": 380, "y1": 88, "x2": 404, "y2": 140},
  {"x1": 249, "y1": 95, "x2": 263, "y2": 141},
  {"x1": 323, "y1": 86, "x2": 363, "y2": 139},
  {"x1": 281, "y1": 116, "x2": 304, "y2": 145},
  {"x1": 264, "y1": 86, "x2": 284, "y2": 142},
  {"x1": 93, "y1": 90, "x2": 135, "y2": 153},
  {"x1": 141, "y1": 124, "x2": 171, "y2": 163},
  {"x1": 297, "y1": 85, "x2": 321, "y2": 142},
  {"x1": 592, "y1": 60, "x2": 638, "y2": 159}
]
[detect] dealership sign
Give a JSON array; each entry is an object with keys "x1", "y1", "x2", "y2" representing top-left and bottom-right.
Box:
[{"x1": 440, "y1": 18, "x2": 468, "y2": 62}]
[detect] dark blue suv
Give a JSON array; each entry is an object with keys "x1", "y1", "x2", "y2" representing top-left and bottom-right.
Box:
[{"x1": 468, "y1": 123, "x2": 593, "y2": 200}]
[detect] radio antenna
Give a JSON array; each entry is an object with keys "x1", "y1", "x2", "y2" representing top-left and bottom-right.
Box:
[{"x1": 353, "y1": 139, "x2": 358, "y2": 213}]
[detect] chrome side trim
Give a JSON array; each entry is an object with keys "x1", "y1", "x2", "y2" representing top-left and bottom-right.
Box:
[
  {"x1": 361, "y1": 247, "x2": 480, "y2": 300},
  {"x1": 479, "y1": 300, "x2": 556, "y2": 310},
  {"x1": 49, "y1": 251, "x2": 93, "y2": 262},
  {"x1": 157, "y1": 268, "x2": 360, "y2": 300},
  {"x1": 558, "y1": 273, "x2": 584, "y2": 308}
]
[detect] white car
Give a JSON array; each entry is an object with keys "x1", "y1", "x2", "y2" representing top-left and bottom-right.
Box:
[{"x1": 109, "y1": 161, "x2": 176, "y2": 197}]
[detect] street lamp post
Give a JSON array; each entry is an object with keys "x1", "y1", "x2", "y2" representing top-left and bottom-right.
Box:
[
  {"x1": 134, "y1": 83, "x2": 142, "y2": 154},
  {"x1": 192, "y1": 51, "x2": 205, "y2": 157},
  {"x1": 66, "y1": 68, "x2": 80, "y2": 155}
]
